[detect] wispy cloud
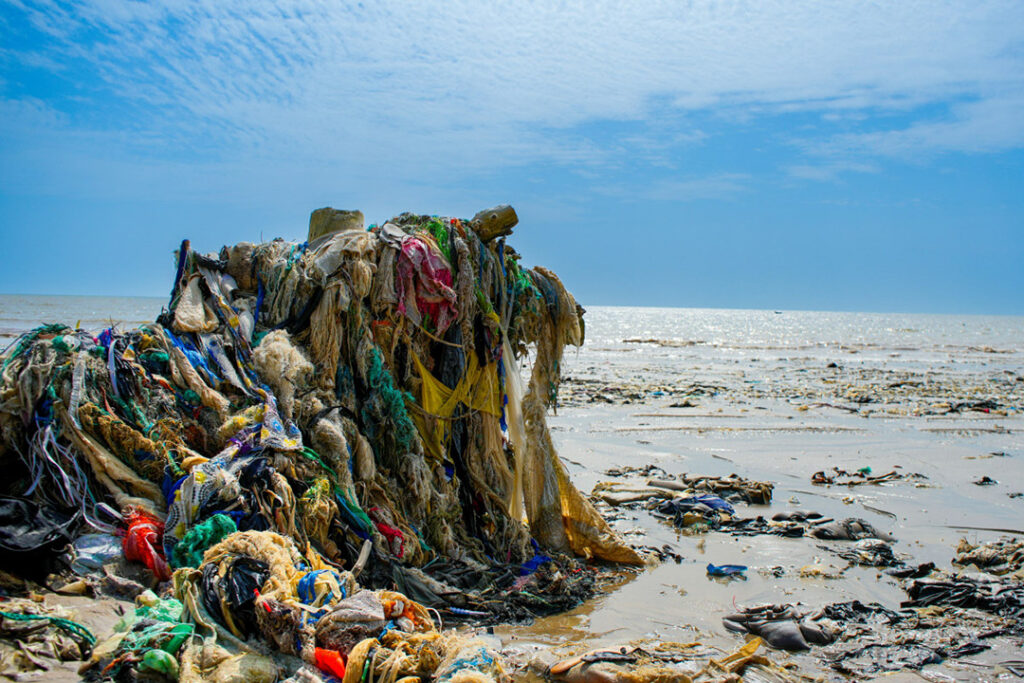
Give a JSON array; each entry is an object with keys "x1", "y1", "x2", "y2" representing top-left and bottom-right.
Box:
[
  {"x1": 817, "y1": 92, "x2": 1024, "y2": 159},
  {"x1": 645, "y1": 173, "x2": 750, "y2": 202},
  {"x1": 1, "y1": 0, "x2": 1023, "y2": 194}
]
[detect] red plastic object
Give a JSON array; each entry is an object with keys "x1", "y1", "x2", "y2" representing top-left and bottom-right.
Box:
[
  {"x1": 122, "y1": 509, "x2": 171, "y2": 581},
  {"x1": 315, "y1": 647, "x2": 347, "y2": 679}
]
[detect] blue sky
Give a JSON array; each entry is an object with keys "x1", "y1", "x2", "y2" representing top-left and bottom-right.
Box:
[{"x1": 1, "y1": 1, "x2": 1022, "y2": 314}]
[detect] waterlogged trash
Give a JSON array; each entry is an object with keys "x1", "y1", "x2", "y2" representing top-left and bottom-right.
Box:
[
  {"x1": 771, "y1": 510, "x2": 824, "y2": 522},
  {"x1": 903, "y1": 574, "x2": 1024, "y2": 616},
  {"x1": 953, "y1": 537, "x2": 1024, "y2": 575},
  {"x1": 0, "y1": 598, "x2": 96, "y2": 675},
  {"x1": 657, "y1": 494, "x2": 735, "y2": 529},
  {"x1": 707, "y1": 563, "x2": 747, "y2": 577},
  {"x1": 832, "y1": 643, "x2": 943, "y2": 676},
  {"x1": 723, "y1": 604, "x2": 836, "y2": 651},
  {"x1": 829, "y1": 538, "x2": 904, "y2": 567},
  {"x1": 543, "y1": 637, "x2": 799, "y2": 682},
  {"x1": 808, "y1": 517, "x2": 893, "y2": 541},
  {"x1": 677, "y1": 494, "x2": 735, "y2": 515},
  {"x1": 812, "y1": 467, "x2": 924, "y2": 487}
]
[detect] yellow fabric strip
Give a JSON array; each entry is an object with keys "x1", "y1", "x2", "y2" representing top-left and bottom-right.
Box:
[{"x1": 410, "y1": 351, "x2": 501, "y2": 460}]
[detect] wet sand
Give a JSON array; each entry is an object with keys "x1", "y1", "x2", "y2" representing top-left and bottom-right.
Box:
[{"x1": 500, "y1": 328, "x2": 1024, "y2": 681}]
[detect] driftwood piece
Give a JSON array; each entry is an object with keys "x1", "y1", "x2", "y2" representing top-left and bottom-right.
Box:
[
  {"x1": 308, "y1": 207, "x2": 364, "y2": 242},
  {"x1": 471, "y1": 204, "x2": 518, "y2": 242},
  {"x1": 648, "y1": 479, "x2": 689, "y2": 492}
]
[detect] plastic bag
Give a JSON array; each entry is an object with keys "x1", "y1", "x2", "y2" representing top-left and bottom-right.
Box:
[{"x1": 72, "y1": 533, "x2": 122, "y2": 574}]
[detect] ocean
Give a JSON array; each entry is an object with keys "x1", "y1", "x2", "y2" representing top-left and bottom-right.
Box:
[
  {"x1": 0, "y1": 294, "x2": 165, "y2": 346},
  {"x1": 4, "y1": 294, "x2": 1023, "y2": 368}
]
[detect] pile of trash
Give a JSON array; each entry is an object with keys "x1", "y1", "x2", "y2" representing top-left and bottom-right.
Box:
[
  {"x1": 0, "y1": 206, "x2": 642, "y2": 679},
  {"x1": 715, "y1": 538, "x2": 1024, "y2": 678},
  {"x1": 0, "y1": 596, "x2": 96, "y2": 677},
  {"x1": 593, "y1": 471, "x2": 773, "y2": 508},
  {"x1": 810, "y1": 467, "x2": 927, "y2": 487},
  {"x1": 953, "y1": 537, "x2": 1024, "y2": 577},
  {"x1": 80, "y1": 530, "x2": 511, "y2": 683}
]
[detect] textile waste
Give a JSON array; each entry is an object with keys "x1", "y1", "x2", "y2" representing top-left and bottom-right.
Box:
[{"x1": 0, "y1": 205, "x2": 642, "y2": 680}]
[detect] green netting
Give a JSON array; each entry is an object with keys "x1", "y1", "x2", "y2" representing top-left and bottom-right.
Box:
[
  {"x1": 1, "y1": 323, "x2": 68, "y2": 371},
  {"x1": 425, "y1": 218, "x2": 453, "y2": 264},
  {"x1": 361, "y1": 346, "x2": 417, "y2": 456},
  {"x1": 170, "y1": 514, "x2": 238, "y2": 569},
  {"x1": 0, "y1": 610, "x2": 96, "y2": 647}
]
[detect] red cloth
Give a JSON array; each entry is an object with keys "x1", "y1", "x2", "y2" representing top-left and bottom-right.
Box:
[
  {"x1": 395, "y1": 236, "x2": 458, "y2": 335},
  {"x1": 315, "y1": 648, "x2": 347, "y2": 679},
  {"x1": 122, "y1": 510, "x2": 170, "y2": 581},
  {"x1": 368, "y1": 507, "x2": 405, "y2": 559}
]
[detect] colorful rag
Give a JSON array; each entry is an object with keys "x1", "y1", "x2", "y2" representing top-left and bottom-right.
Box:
[
  {"x1": 163, "y1": 457, "x2": 239, "y2": 560},
  {"x1": 395, "y1": 235, "x2": 458, "y2": 335}
]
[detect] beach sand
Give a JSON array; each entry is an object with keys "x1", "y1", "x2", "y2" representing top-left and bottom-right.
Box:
[{"x1": 498, "y1": 324, "x2": 1023, "y2": 680}]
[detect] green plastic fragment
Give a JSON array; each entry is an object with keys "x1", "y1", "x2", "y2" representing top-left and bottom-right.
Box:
[
  {"x1": 141, "y1": 648, "x2": 179, "y2": 676},
  {"x1": 135, "y1": 596, "x2": 185, "y2": 623},
  {"x1": 52, "y1": 336, "x2": 74, "y2": 353},
  {"x1": 159, "y1": 623, "x2": 193, "y2": 655}
]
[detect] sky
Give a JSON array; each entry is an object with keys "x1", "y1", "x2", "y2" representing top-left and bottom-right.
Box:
[{"x1": 1, "y1": 1, "x2": 1022, "y2": 314}]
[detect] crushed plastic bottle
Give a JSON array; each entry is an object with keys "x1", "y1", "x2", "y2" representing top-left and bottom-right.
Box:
[{"x1": 71, "y1": 533, "x2": 122, "y2": 574}]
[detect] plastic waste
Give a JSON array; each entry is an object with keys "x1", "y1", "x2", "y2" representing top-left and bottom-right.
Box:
[
  {"x1": 141, "y1": 648, "x2": 179, "y2": 677},
  {"x1": 314, "y1": 647, "x2": 347, "y2": 679},
  {"x1": 0, "y1": 496, "x2": 78, "y2": 579},
  {"x1": 707, "y1": 563, "x2": 747, "y2": 577},
  {"x1": 681, "y1": 494, "x2": 735, "y2": 515},
  {"x1": 71, "y1": 533, "x2": 122, "y2": 574},
  {"x1": 808, "y1": 518, "x2": 893, "y2": 542},
  {"x1": 123, "y1": 509, "x2": 171, "y2": 581}
]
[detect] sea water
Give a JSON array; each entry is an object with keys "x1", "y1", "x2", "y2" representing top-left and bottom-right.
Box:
[
  {"x1": 4, "y1": 295, "x2": 1022, "y2": 365},
  {"x1": 0, "y1": 294, "x2": 165, "y2": 346}
]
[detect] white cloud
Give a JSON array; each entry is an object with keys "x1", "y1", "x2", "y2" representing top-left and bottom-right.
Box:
[
  {"x1": 818, "y1": 92, "x2": 1024, "y2": 158},
  {"x1": 2, "y1": 0, "x2": 1023, "y2": 188}
]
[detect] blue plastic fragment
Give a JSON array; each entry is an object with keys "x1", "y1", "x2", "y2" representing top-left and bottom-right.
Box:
[
  {"x1": 520, "y1": 553, "x2": 552, "y2": 576},
  {"x1": 706, "y1": 563, "x2": 747, "y2": 576}
]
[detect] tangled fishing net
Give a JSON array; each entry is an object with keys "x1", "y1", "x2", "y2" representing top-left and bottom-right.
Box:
[{"x1": 0, "y1": 205, "x2": 641, "y2": 680}]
